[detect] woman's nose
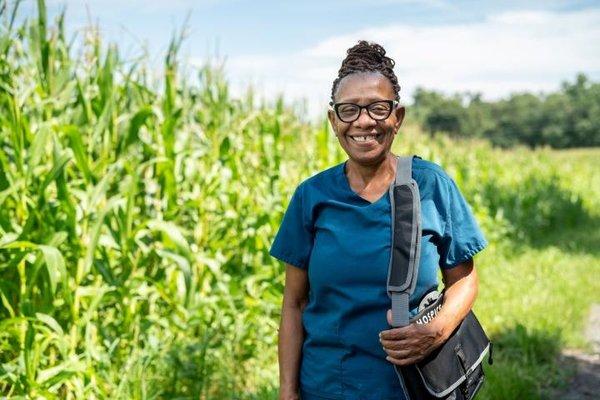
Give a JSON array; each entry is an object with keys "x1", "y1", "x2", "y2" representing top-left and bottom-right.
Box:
[{"x1": 354, "y1": 107, "x2": 377, "y2": 128}]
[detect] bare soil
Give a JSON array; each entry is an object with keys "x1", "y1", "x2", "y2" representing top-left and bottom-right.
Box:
[{"x1": 550, "y1": 304, "x2": 600, "y2": 399}]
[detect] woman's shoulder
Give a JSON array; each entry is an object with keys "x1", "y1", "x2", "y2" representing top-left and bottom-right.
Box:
[
  {"x1": 412, "y1": 157, "x2": 450, "y2": 180},
  {"x1": 412, "y1": 156, "x2": 452, "y2": 186}
]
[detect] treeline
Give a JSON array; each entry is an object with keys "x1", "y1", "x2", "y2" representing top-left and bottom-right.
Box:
[{"x1": 411, "y1": 73, "x2": 600, "y2": 148}]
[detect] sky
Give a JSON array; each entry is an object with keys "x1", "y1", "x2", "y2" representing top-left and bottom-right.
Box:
[{"x1": 15, "y1": 0, "x2": 600, "y2": 119}]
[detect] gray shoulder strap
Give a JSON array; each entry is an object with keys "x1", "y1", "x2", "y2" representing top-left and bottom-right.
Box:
[
  {"x1": 387, "y1": 155, "x2": 422, "y2": 328},
  {"x1": 395, "y1": 155, "x2": 413, "y2": 185}
]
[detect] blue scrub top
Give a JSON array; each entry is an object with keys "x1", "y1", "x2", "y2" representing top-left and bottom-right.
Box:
[{"x1": 269, "y1": 156, "x2": 487, "y2": 400}]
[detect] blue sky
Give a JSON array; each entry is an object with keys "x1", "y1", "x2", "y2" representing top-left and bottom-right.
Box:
[{"x1": 16, "y1": 0, "x2": 600, "y2": 118}]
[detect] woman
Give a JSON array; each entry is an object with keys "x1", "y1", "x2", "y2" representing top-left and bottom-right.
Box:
[{"x1": 270, "y1": 41, "x2": 487, "y2": 400}]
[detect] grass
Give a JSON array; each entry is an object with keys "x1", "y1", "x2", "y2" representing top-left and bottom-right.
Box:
[{"x1": 0, "y1": 1, "x2": 598, "y2": 399}]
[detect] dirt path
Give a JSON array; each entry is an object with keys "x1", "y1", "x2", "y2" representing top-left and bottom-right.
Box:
[{"x1": 552, "y1": 304, "x2": 600, "y2": 399}]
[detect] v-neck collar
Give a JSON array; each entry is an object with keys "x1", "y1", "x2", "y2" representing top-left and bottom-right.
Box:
[{"x1": 339, "y1": 161, "x2": 390, "y2": 206}]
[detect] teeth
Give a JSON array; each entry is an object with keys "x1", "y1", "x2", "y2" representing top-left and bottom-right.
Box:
[{"x1": 352, "y1": 135, "x2": 378, "y2": 142}]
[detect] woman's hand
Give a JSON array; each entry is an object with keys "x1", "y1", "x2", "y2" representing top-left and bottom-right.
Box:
[
  {"x1": 379, "y1": 309, "x2": 445, "y2": 366},
  {"x1": 379, "y1": 259, "x2": 479, "y2": 367}
]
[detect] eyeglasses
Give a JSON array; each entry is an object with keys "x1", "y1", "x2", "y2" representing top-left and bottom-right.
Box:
[{"x1": 329, "y1": 100, "x2": 398, "y2": 123}]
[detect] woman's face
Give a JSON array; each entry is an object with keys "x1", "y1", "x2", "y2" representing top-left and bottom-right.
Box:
[{"x1": 328, "y1": 72, "x2": 405, "y2": 166}]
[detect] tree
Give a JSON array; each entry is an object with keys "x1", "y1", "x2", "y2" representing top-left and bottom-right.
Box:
[{"x1": 410, "y1": 74, "x2": 600, "y2": 148}]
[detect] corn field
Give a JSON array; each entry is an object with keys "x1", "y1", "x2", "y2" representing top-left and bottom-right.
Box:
[{"x1": 1, "y1": 1, "x2": 598, "y2": 399}]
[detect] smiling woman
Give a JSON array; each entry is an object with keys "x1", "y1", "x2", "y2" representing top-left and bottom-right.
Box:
[
  {"x1": 270, "y1": 40, "x2": 487, "y2": 400},
  {"x1": 328, "y1": 71, "x2": 403, "y2": 177}
]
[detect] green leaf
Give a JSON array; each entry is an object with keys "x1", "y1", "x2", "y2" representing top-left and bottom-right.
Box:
[
  {"x1": 219, "y1": 137, "x2": 230, "y2": 159},
  {"x1": 64, "y1": 125, "x2": 93, "y2": 183},
  {"x1": 35, "y1": 312, "x2": 64, "y2": 336},
  {"x1": 125, "y1": 106, "x2": 153, "y2": 149},
  {"x1": 38, "y1": 245, "x2": 66, "y2": 294},
  {"x1": 0, "y1": 232, "x2": 19, "y2": 247},
  {"x1": 147, "y1": 220, "x2": 191, "y2": 255},
  {"x1": 28, "y1": 124, "x2": 50, "y2": 169},
  {"x1": 37, "y1": 151, "x2": 71, "y2": 197},
  {"x1": 83, "y1": 196, "x2": 121, "y2": 276},
  {"x1": 0, "y1": 240, "x2": 38, "y2": 250}
]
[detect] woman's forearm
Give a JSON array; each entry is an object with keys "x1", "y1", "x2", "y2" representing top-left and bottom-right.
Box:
[
  {"x1": 278, "y1": 303, "x2": 305, "y2": 398},
  {"x1": 432, "y1": 259, "x2": 478, "y2": 342}
]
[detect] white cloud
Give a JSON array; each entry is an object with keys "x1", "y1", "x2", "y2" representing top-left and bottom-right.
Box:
[{"x1": 206, "y1": 8, "x2": 600, "y2": 120}]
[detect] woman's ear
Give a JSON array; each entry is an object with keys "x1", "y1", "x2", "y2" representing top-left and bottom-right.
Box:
[
  {"x1": 327, "y1": 109, "x2": 337, "y2": 133},
  {"x1": 393, "y1": 106, "x2": 406, "y2": 130}
]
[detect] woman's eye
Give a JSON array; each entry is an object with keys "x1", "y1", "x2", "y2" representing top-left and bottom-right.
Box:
[
  {"x1": 339, "y1": 106, "x2": 358, "y2": 115},
  {"x1": 370, "y1": 106, "x2": 389, "y2": 115}
]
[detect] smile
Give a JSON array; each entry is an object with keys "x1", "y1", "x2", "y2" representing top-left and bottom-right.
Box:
[{"x1": 348, "y1": 133, "x2": 382, "y2": 143}]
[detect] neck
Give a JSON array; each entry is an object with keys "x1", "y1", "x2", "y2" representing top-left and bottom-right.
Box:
[{"x1": 346, "y1": 152, "x2": 396, "y2": 187}]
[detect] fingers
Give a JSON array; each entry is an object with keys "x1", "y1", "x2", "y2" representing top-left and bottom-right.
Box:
[
  {"x1": 385, "y1": 354, "x2": 423, "y2": 366},
  {"x1": 379, "y1": 324, "x2": 415, "y2": 341},
  {"x1": 379, "y1": 326, "x2": 436, "y2": 366},
  {"x1": 380, "y1": 337, "x2": 410, "y2": 350},
  {"x1": 382, "y1": 347, "x2": 412, "y2": 360},
  {"x1": 381, "y1": 337, "x2": 427, "y2": 357},
  {"x1": 381, "y1": 340, "x2": 424, "y2": 366},
  {"x1": 379, "y1": 320, "x2": 442, "y2": 367}
]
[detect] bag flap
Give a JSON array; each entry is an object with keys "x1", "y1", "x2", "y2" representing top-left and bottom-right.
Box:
[{"x1": 416, "y1": 310, "x2": 491, "y2": 397}]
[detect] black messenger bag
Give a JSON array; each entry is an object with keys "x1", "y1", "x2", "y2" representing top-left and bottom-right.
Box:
[{"x1": 386, "y1": 155, "x2": 493, "y2": 400}]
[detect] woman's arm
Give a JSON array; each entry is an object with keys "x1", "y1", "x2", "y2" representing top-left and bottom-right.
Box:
[
  {"x1": 380, "y1": 258, "x2": 478, "y2": 366},
  {"x1": 279, "y1": 263, "x2": 309, "y2": 400},
  {"x1": 433, "y1": 258, "x2": 478, "y2": 341}
]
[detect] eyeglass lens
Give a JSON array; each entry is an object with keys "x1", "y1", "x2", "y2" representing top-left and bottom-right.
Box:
[{"x1": 337, "y1": 101, "x2": 392, "y2": 122}]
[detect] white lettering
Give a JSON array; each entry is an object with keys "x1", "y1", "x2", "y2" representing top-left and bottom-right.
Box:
[{"x1": 415, "y1": 303, "x2": 443, "y2": 325}]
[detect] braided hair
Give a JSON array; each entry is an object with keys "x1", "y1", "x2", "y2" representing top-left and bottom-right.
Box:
[{"x1": 330, "y1": 40, "x2": 400, "y2": 103}]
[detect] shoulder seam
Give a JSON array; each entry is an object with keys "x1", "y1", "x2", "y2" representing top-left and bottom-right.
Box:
[{"x1": 413, "y1": 159, "x2": 452, "y2": 184}]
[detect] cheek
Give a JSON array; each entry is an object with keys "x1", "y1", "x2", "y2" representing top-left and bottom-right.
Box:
[
  {"x1": 385, "y1": 121, "x2": 398, "y2": 134},
  {"x1": 335, "y1": 122, "x2": 350, "y2": 137}
]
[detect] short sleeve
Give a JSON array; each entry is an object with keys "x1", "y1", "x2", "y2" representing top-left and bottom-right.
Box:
[
  {"x1": 269, "y1": 183, "x2": 314, "y2": 270},
  {"x1": 438, "y1": 176, "x2": 488, "y2": 269}
]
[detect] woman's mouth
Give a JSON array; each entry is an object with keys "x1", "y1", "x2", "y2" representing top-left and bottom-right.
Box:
[{"x1": 348, "y1": 133, "x2": 382, "y2": 145}]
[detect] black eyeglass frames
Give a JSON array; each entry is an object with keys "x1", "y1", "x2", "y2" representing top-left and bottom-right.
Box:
[{"x1": 329, "y1": 100, "x2": 398, "y2": 123}]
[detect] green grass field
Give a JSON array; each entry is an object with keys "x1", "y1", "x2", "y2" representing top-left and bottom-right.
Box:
[
  {"x1": 474, "y1": 147, "x2": 600, "y2": 399},
  {"x1": 1, "y1": 2, "x2": 599, "y2": 399}
]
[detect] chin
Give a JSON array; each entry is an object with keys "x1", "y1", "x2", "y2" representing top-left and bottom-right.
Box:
[{"x1": 348, "y1": 151, "x2": 388, "y2": 164}]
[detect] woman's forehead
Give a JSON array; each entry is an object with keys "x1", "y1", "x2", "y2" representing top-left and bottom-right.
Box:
[{"x1": 335, "y1": 72, "x2": 395, "y2": 102}]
